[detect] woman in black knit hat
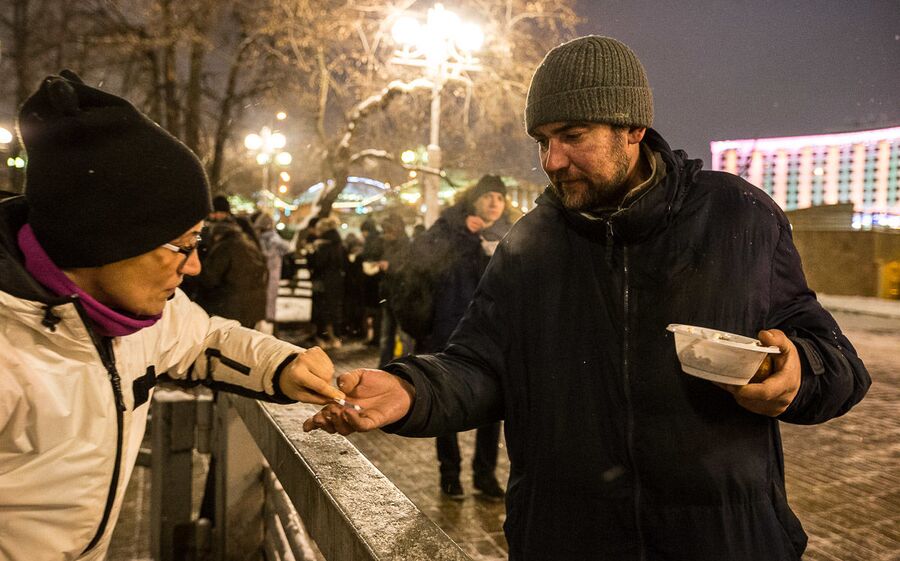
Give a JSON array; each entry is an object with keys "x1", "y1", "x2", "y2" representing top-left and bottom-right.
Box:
[{"x1": 0, "y1": 70, "x2": 347, "y2": 561}]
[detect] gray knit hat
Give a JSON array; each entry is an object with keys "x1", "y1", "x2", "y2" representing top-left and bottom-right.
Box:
[{"x1": 525, "y1": 36, "x2": 653, "y2": 136}]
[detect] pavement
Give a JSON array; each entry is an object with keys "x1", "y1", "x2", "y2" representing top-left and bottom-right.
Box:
[
  {"x1": 817, "y1": 293, "x2": 900, "y2": 319},
  {"x1": 109, "y1": 296, "x2": 899, "y2": 561}
]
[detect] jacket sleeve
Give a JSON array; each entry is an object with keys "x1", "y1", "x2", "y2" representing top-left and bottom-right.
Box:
[
  {"x1": 154, "y1": 290, "x2": 301, "y2": 403},
  {"x1": 383, "y1": 239, "x2": 510, "y2": 436},
  {"x1": 766, "y1": 224, "x2": 871, "y2": 425}
]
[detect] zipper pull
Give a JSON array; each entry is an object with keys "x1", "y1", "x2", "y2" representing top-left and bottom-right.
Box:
[{"x1": 108, "y1": 364, "x2": 127, "y2": 412}]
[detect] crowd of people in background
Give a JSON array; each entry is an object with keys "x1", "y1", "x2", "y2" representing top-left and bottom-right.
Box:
[
  {"x1": 189, "y1": 178, "x2": 520, "y2": 376},
  {"x1": 186, "y1": 179, "x2": 519, "y2": 501}
]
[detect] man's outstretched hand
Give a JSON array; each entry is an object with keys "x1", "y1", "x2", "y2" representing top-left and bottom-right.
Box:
[
  {"x1": 715, "y1": 329, "x2": 802, "y2": 417},
  {"x1": 303, "y1": 368, "x2": 415, "y2": 435}
]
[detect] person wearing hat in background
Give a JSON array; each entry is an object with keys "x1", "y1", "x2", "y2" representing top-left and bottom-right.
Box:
[
  {"x1": 306, "y1": 216, "x2": 346, "y2": 349},
  {"x1": 254, "y1": 212, "x2": 294, "y2": 334},
  {"x1": 304, "y1": 36, "x2": 871, "y2": 560},
  {"x1": 374, "y1": 212, "x2": 413, "y2": 368},
  {"x1": 192, "y1": 194, "x2": 268, "y2": 329},
  {"x1": 358, "y1": 218, "x2": 385, "y2": 345},
  {"x1": 390, "y1": 174, "x2": 513, "y2": 500},
  {"x1": 0, "y1": 70, "x2": 346, "y2": 561}
]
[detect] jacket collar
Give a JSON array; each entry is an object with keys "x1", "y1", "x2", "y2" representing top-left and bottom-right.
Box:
[
  {"x1": 536, "y1": 128, "x2": 702, "y2": 244},
  {"x1": 0, "y1": 196, "x2": 61, "y2": 303}
]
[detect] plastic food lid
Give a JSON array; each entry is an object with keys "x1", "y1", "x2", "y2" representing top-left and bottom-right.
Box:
[{"x1": 666, "y1": 324, "x2": 780, "y2": 353}]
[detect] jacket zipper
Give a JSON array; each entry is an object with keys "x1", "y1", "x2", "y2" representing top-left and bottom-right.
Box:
[
  {"x1": 620, "y1": 243, "x2": 645, "y2": 559},
  {"x1": 71, "y1": 299, "x2": 126, "y2": 555}
]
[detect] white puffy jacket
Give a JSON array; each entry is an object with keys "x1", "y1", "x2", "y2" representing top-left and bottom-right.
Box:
[{"x1": 0, "y1": 286, "x2": 304, "y2": 561}]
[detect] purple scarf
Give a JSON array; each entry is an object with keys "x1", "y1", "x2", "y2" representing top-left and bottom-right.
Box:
[{"x1": 17, "y1": 224, "x2": 161, "y2": 337}]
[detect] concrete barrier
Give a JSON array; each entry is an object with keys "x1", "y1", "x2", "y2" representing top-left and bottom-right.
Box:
[{"x1": 223, "y1": 394, "x2": 472, "y2": 561}]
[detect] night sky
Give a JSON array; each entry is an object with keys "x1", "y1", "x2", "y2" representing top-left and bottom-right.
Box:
[{"x1": 576, "y1": 0, "x2": 899, "y2": 166}]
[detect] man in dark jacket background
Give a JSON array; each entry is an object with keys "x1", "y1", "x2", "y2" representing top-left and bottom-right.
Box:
[
  {"x1": 375, "y1": 213, "x2": 414, "y2": 367},
  {"x1": 303, "y1": 36, "x2": 871, "y2": 561},
  {"x1": 393, "y1": 175, "x2": 512, "y2": 500},
  {"x1": 193, "y1": 195, "x2": 268, "y2": 328}
]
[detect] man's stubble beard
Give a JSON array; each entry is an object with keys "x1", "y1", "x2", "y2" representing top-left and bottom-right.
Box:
[{"x1": 549, "y1": 136, "x2": 631, "y2": 211}]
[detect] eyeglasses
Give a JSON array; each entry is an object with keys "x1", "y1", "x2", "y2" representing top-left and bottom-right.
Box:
[{"x1": 161, "y1": 233, "x2": 202, "y2": 271}]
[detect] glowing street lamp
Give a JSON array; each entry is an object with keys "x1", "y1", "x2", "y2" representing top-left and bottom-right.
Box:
[
  {"x1": 244, "y1": 123, "x2": 292, "y2": 205},
  {"x1": 391, "y1": 3, "x2": 483, "y2": 226},
  {"x1": 400, "y1": 149, "x2": 417, "y2": 164}
]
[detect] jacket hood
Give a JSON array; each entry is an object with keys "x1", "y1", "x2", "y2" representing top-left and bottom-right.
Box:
[
  {"x1": 536, "y1": 128, "x2": 702, "y2": 243},
  {"x1": 0, "y1": 196, "x2": 60, "y2": 303}
]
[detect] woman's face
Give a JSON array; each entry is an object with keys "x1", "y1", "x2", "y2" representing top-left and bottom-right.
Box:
[
  {"x1": 65, "y1": 222, "x2": 204, "y2": 316},
  {"x1": 473, "y1": 191, "x2": 506, "y2": 225}
]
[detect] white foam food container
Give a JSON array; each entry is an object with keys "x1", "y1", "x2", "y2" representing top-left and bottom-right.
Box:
[{"x1": 666, "y1": 324, "x2": 780, "y2": 385}]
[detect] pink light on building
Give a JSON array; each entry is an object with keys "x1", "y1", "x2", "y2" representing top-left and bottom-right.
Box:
[
  {"x1": 851, "y1": 143, "x2": 866, "y2": 209},
  {"x1": 709, "y1": 126, "x2": 900, "y2": 222},
  {"x1": 748, "y1": 151, "x2": 764, "y2": 188},
  {"x1": 824, "y1": 145, "x2": 840, "y2": 205},
  {"x1": 710, "y1": 127, "x2": 900, "y2": 157},
  {"x1": 723, "y1": 149, "x2": 738, "y2": 175},
  {"x1": 875, "y1": 140, "x2": 890, "y2": 213},
  {"x1": 798, "y1": 147, "x2": 813, "y2": 209},
  {"x1": 773, "y1": 150, "x2": 788, "y2": 208}
]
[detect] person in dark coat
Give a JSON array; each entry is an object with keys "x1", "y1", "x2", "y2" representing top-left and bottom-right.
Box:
[
  {"x1": 392, "y1": 176, "x2": 512, "y2": 499},
  {"x1": 376, "y1": 213, "x2": 413, "y2": 368},
  {"x1": 342, "y1": 233, "x2": 367, "y2": 339},
  {"x1": 194, "y1": 216, "x2": 268, "y2": 328},
  {"x1": 307, "y1": 216, "x2": 346, "y2": 348},
  {"x1": 303, "y1": 36, "x2": 871, "y2": 560},
  {"x1": 359, "y1": 218, "x2": 384, "y2": 345}
]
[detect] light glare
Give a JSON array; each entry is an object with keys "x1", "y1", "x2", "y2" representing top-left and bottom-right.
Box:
[
  {"x1": 392, "y1": 16, "x2": 420, "y2": 46},
  {"x1": 244, "y1": 134, "x2": 262, "y2": 150},
  {"x1": 270, "y1": 133, "x2": 287, "y2": 149},
  {"x1": 457, "y1": 23, "x2": 484, "y2": 52}
]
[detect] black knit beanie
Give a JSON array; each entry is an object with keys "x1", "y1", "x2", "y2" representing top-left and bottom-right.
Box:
[
  {"x1": 468, "y1": 174, "x2": 507, "y2": 202},
  {"x1": 525, "y1": 36, "x2": 653, "y2": 136},
  {"x1": 18, "y1": 70, "x2": 211, "y2": 268},
  {"x1": 212, "y1": 194, "x2": 231, "y2": 214}
]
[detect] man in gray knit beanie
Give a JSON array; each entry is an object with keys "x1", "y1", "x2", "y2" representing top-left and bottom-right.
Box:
[
  {"x1": 304, "y1": 34, "x2": 869, "y2": 561},
  {"x1": 525, "y1": 35, "x2": 660, "y2": 211},
  {"x1": 525, "y1": 35, "x2": 653, "y2": 134}
]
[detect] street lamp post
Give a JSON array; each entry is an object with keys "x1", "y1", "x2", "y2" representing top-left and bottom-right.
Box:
[
  {"x1": 391, "y1": 3, "x2": 483, "y2": 227},
  {"x1": 244, "y1": 115, "x2": 292, "y2": 213}
]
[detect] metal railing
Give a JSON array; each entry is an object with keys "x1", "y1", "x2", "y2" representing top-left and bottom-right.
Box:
[
  {"x1": 222, "y1": 394, "x2": 471, "y2": 561},
  {"x1": 149, "y1": 389, "x2": 471, "y2": 561}
]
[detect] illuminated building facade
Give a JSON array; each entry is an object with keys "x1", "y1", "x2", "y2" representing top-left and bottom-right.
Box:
[{"x1": 710, "y1": 126, "x2": 900, "y2": 229}]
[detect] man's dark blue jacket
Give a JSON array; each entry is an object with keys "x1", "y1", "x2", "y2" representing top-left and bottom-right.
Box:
[{"x1": 385, "y1": 129, "x2": 871, "y2": 560}]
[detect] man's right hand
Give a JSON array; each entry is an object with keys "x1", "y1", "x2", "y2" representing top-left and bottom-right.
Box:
[{"x1": 302, "y1": 369, "x2": 415, "y2": 435}]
